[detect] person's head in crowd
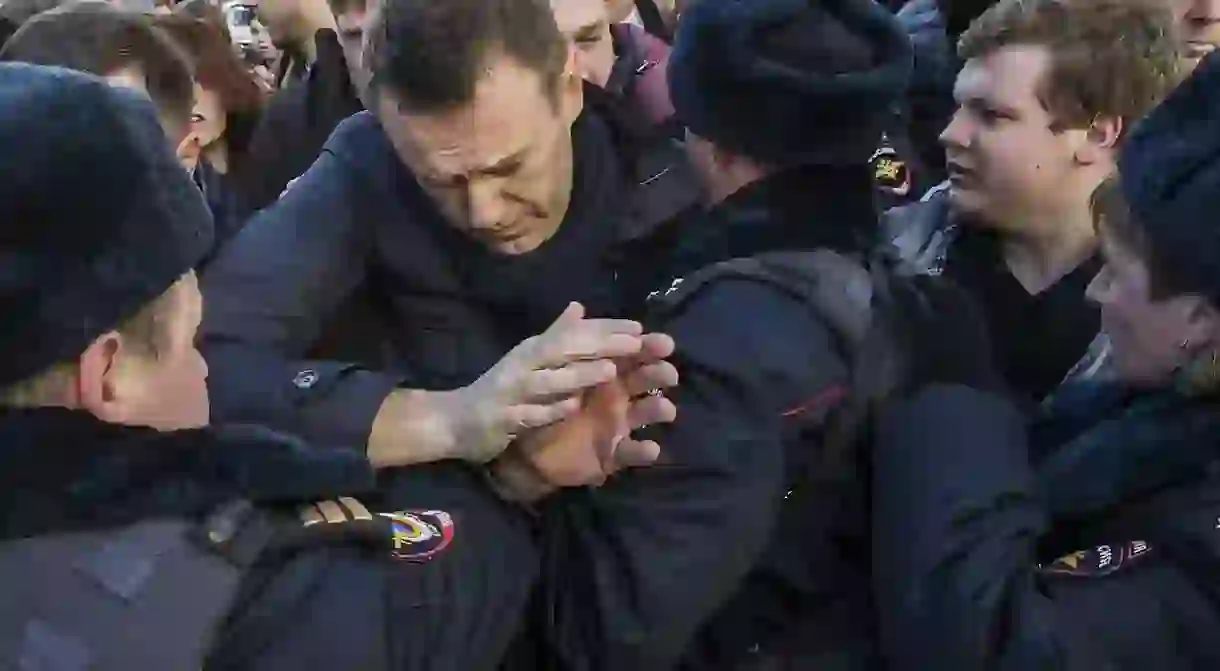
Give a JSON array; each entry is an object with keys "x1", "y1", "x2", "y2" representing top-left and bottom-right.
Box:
[
  {"x1": 363, "y1": 0, "x2": 583, "y2": 255},
  {"x1": 939, "y1": 0, "x2": 997, "y2": 44},
  {"x1": 551, "y1": 0, "x2": 616, "y2": 87},
  {"x1": 941, "y1": 0, "x2": 1179, "y2": 236},
  {"x1": 155, "y1": 12, "x2": 265, "y2": 174},
  {"x1": 1087, "y1": 52, "x2": 1220, "y2": 390},
  {"x1": 667, "y1": 0, "x2": 911, "y2": 205},
  {"x1": 1172, "y1": 0, "x2": 1220, "y2": 69},
  {"x1": 174, "y1": 0, "x2": 232, "y2": 39},
  {"x1": 0, "y1": 0, "x2": 69, "y2": 47},
  {"x1": 255, "y1": 0, "x2": 334, "y2": 53},
  {"x1": 326, "y1": 0, "x2": 377, "y2": 97},
  {"x1": 0, "y1": 62, "x2": 213, "y2": 429},
  {"x1": 0, "y1": 2, "x2": 199, "y2": 163}
]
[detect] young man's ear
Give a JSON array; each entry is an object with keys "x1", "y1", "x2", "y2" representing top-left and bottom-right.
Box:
[
  {"x1": 1076, "y1": 115, "x2": 1124, "y2": 166},
  {"x1": 558, "y1": 47, "x2": 585, "y2": 127},
  {"x1": 1185, "y1": 297, "x2": 1220, "y2": 350}
]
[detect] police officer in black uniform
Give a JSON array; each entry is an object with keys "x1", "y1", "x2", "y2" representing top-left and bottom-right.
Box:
[
  {"x1": 0, "y1": 63, "x2": 671, "y2": 670},
  {"x1": 537, "y1": 1, "x2": 914, "y2": 668}
]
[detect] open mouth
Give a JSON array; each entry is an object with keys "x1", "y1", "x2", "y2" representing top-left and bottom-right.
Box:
[{"x1": 946, "y1": 160, "x2": 975, "y2": 185}]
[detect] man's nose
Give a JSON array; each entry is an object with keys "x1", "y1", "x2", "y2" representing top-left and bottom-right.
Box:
[
  {"x1": 467, "y1": 179, "x2": 506, "y2": 231},
  {"x1": 939, "y1": 110, "x2": 969, "y2": 151}
]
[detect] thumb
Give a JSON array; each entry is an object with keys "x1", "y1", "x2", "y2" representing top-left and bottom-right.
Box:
[{"x1": 545, "y1": 302, "x2": 585, "y2": 334}]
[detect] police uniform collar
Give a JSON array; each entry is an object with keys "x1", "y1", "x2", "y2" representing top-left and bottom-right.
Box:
[
  {"x1": 0, "y1": 407, "x2": 375, "y2": 540},
  {"x1": 668, "y1": 163, "x2": 879, "y2": 278}
]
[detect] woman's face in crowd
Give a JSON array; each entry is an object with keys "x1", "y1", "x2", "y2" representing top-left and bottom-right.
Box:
[
  {"x1": 940, "y1": 46, "x2": 1091, "y2": 231},
  {"x1": 1174, "y1": 0, "x2": 1220, "y2": 65},
  {"x1": 1087, "y1": 230, "x2": 1218, "y2": 386},
  {"x1": 191, "y1": 86, "x2": 227, "y2": 150}
]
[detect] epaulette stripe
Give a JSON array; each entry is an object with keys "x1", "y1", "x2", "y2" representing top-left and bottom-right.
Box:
[
  {"x1": 300, "y1": 504, "x2": 325, "y2": 527},
  {"x1": 339, "y1": 497, "x2": 373, "y2": 521},
  {"x1": 315, "y1": 500, "x2": 347, "y2": 524}
]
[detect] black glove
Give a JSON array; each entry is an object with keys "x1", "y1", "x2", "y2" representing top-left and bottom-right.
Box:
[{"x1": 880, "y1": 271, "x2": 1007, "y2": 396}]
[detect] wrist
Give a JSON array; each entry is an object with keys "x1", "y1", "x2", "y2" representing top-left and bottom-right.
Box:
[
  {"x1": 486, "y1": 454, "x2": 556, "y2": 505},
  {"x1": 367, "y1": 388, "x2": 459, "y2": 468}
]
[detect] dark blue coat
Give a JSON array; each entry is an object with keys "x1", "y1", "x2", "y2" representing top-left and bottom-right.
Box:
[
  {"x1": 873, "y1": 384, "x2": 1220, "y2": 668},
  {"x1": 200, "y1": 103, "x2": 698, "y2": 450},
  {"x1": 0, "y1": 408, "x2": 536, "y2": 670},
  {"x1": 540, "y1": 164, "x2": 886, "y2": 670}
]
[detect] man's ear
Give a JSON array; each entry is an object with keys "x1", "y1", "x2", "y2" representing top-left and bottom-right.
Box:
[
  {"x1": 76, "y1": 332, "x2": 129, "y2": 422},
  {"x1": 1185, "y1": 298, "x2": 1220, "y2": 350},
  {"x1": 558, "y1": 48, "x2": 585, "y2": 127},
  {"x1": 1076, "y1": 115, "x2": 1123, "y2": 166}
]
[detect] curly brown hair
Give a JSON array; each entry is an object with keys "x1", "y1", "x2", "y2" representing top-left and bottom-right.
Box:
[{"x1": 959, "y1": 0, "x2": 1182, "y2": 136}]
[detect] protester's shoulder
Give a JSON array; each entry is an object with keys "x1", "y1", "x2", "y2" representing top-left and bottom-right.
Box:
[
  {"x1": 320, "y1": 111, "x2": 395, "y2": 165},
  {"x1": 272, "y1": 112, "x2": 397, "y2": 201}
]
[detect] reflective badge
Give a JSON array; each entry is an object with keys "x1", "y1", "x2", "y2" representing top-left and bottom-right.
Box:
[
  {"x1": 279, "y1": 175, "x2": 302, "y2": 199},
  {"x1": 1040, "y1": 540, "x2": 1152, "y2": 578},
  {"x1": 380, "y1": 510, "x2": 455, "y2": 562},
  {"x1": 870, "y1": 145, "x2": 912, "y2": 197},
  {"x1": 646, "y1": 277, "x2": 685, "y2": 302}
]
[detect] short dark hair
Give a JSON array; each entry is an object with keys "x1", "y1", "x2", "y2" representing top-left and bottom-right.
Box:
[
  {"x1": 1, "y1": 3, "x2": 195, "y2": 135},
  {"x1": 363, "y1": 0, "x2": 567, "y2": 112},
  {"x1": 0, "y1": 278, "x2": 184, "y2": 408}
]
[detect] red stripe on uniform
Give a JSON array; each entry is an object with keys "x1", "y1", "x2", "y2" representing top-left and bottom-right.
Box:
[{"x1": 781, "y1": 384, "x2": 849, "y2": 418}]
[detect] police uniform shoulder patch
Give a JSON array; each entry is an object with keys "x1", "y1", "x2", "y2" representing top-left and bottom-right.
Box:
[
  {"x1": 298, "y1": 498, "x2": 455, "y2": 563},
  {"x1": 1039, "y1": 540, "x2": 1152, "y2": 578},
  {"x1": 379, "y1": 510, "x2": 455, "y2": 562}
]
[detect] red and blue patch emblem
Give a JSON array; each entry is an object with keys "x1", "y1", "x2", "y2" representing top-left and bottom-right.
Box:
[{"x1": 379, "y1": 510, "x2": 455, "y2": 562}]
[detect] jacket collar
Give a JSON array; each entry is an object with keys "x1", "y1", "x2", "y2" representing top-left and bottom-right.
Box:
[
  {"x1": 1035, "y1": 384, "x2": 1220, "y2": 519},
  {"x1": 663, "y1": 163, "x2": 880, "y2": 280},
  {"x1": 0, "y1": 407, "x2": 374, "y2": 540}
]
